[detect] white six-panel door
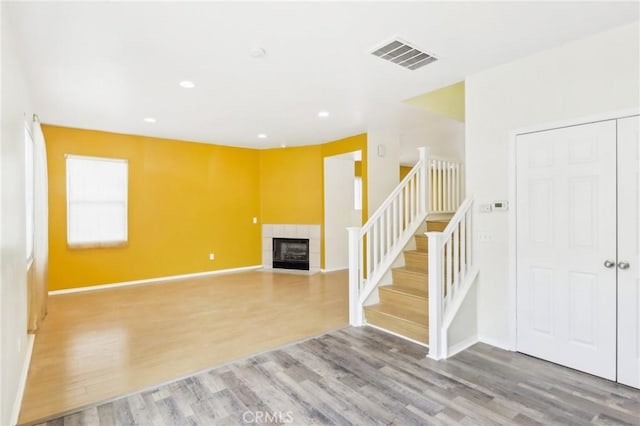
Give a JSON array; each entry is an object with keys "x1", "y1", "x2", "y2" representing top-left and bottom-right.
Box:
[
  {"x1": 618, "y1": 116, "x2": 640, "y2": 388},
  {"x1": 516, "y1": 120, "x2": 618, "y2": 380}
]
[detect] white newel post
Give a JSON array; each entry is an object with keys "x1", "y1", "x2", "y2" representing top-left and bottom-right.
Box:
[
  {"x1": 347, "y1": 227, "x2": 363, "y2": 326},
  {"x1": 426, "y1": 231, "x2": 444, "y2": 360}
]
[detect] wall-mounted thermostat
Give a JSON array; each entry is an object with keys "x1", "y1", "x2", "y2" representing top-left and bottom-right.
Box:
[{"x1": 493, "y1": 201, "x2": 509, "y2": 211}]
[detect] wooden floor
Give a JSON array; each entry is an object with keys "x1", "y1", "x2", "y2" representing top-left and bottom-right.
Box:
[
  {"x1": 19, "y1": 270, "x2": 349, "y2": 425},
  {"x1": 36, "y1": 327, "x2": 640, "y2": 426}
]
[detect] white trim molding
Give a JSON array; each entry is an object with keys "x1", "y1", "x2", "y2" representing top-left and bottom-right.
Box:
[
  {"x1": 365, "y1": 324, "x2": 430, "y2": 349},
  {"x1": 447, "y1": 335, "x2": 479, "y2": 358},
  {"x1": 48, "y1": 265, "x2": 263, "y2": 295},
  {"x1": 11, "y1": 334, "x2": 35, "y2": 426},
  {"x1": 478, "y1": 334, "x2": 512, "y2": 352},
  {"x1": 320, "y1": 267, "x2": 347, "y2": 273}
]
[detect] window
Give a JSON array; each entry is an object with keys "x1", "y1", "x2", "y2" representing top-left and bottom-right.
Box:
[
  {"x1": 66, "y1": 155, "x2": 128, "y2": 247},
  {"x1": 354, "y1": 176, "x2": 362, "y2": 211},
  {"x1": 25, "y1": 126, "x2": 34, "y2": 260}
]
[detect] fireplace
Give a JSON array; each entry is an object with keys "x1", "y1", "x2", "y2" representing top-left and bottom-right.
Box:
[{"x1": 273, "y1": 238, "x2": 310, "y2": 271}]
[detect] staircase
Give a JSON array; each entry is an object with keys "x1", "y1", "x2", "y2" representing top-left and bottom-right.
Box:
[
  {"x1": 364, "y1": 219, "x2": 447, "y2": 343},
  {"x1": 348, "y1": 147, "x2": 478, "y2": 357}
]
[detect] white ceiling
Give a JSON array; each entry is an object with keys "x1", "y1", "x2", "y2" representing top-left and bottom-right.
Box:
[{"x1": 5, "y1": 1, "x2": 639, "y2": 149}]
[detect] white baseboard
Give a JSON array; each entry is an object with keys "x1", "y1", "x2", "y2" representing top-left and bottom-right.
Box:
[
  {"x1": 447, "y1": 335, "x2": 479, "y2": 358},
  {"x1": 364, "y1": 323, "x2": 429, "y2": 349},
  {"x1": 48, "y1": 265, "x2": 263, "y2": 295},
  {"x1": 478, "y1": 334, "x2": 513, "y2": 351},
  {"x1": 11, "y1": 334, "x2": 35, "y2": 426},
  {"x1": 320, "y1": 267, "x2": 347, "y2": 273}
]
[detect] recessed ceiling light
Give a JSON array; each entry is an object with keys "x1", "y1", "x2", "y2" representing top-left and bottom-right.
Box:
[
  {"x1": 179, "y1": 80, "x2": 195, "y2": 89},
  {"x1": 143, "y1": 117, "x2": 157, "y2": 123},
  {"x1": 318, "y1": 111, "x2": 330, "y2": 118},
  {"x1": 258, "y1": 133, "x2": 268, "y2": 139},
  {"x1": 249, "y1": 47, "x2": 266, "y2": 58}
]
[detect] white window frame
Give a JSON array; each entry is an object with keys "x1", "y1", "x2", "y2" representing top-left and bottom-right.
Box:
[
  {"x1": 66, "y1": 154, "x2": 128, "y2": 248},
  {"x1": 25, "y1": 125, "x2": 34, "y2": 262}
]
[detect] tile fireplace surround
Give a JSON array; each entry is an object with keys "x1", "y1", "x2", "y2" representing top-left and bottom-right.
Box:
[{"x1": 262, "y1": 224, "x2": 321, "y2": 273}]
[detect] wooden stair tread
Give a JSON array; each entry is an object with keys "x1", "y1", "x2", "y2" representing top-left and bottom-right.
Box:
[
  {"x1": 365, "y1": 303, "x2": 428, "y2": 325},
  {"x1": 392, "y1": 266, "x2": 426, "y2": 276},
  {"x1": 426, "y1": 220, "x2": 449, "y2": 232},
  {"x1": 380, "y1": 285, "x2": 427, "y2": 299}
]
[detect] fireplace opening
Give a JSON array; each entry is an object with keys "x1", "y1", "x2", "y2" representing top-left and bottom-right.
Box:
[{"x1": 273, "y1": 238, "x2": 309, "y2": 271}]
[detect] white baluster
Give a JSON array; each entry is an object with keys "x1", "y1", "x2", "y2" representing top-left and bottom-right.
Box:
[
  {"x1": 359, "y1": 237, "x2": 364, "y2": 292},
  {"x1": 446, "y1": 238, "x2": 452, "y2": 302},
  {"x1": 409, "y1": 177, "x2": 415, "y2": 222},
  {"x1": 467, "y1": 207, "x2": 472, "y2": 267},
  {"x1": 460, "y1": 215, "x2": 467, "y2": 277},
  {"x1": 430, "y1": 161, "x2": 435, "y2": 213},
  {"x1": 388, "y1": 208, "x2": 393, "y2": 255},
  {"x1": 438, "y1": 161, "x2": 443, "y2": 212},
  {"x1": 404, "y1": 184, "x2": 409, "y2": 229},
  {"x1": 418, "y1": 147, "x2": 427, "y2": 214},
  {"x1": 456, "y1": 164, "x2": 461, "y2": 208},
  {"x1": 379, "y1": 214, "x2": 385, "y2": 259},
  {"x1": 448, "y1": 163, "x2": 452, "y2": 210},
  {"x1": 453, "y1": 224, "x2": 459, "y2": 293},
  {"x1": 366, "y1": 229, "x2": 372, "y2": 280},
  {"x1": 392, "y1": 198, "x2": 398, "y2": 246},
  {"x1": 371, "y1": 221, "x2": 380, "y2": 274}
]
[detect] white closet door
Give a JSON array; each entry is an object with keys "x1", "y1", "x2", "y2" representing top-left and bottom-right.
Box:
[
  {"x1": 618, "y1": 115, "x2": 640, "y2": 388},
  {"x1": 516, "y1": 120, "x2": 617, "y2": 380}
]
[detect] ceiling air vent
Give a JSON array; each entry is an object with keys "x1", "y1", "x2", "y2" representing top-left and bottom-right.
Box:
[{"x1": 370, "y1": 39, "x2": 437, "y2": 71}]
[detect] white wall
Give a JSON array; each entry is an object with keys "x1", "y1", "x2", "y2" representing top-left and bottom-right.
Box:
[
  {"x1": 399, "y1": 116, "x2": 465, "y2": 165},
  {"x1": 466, "y1": 23, "x2": 640, "y2": 348},
  {"x1": 367, "y1": 128, "x2": 400, "y2": 214},
  {"x1": 447, "y1": 283, "x2": 477, "y2": 352},
  {"x1": 324, "y1": 153, "x2": 360, "y2": 271},
  {"x1": 1, "y1": 8, "x2": 32, "y2": 424}
]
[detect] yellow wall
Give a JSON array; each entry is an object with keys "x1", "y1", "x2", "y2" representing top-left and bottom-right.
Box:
[
  {"x1": 399, "y1": 165, "x2": 412, "y2": 181},
  {"x1": 259, "y1": 145, "x2": 324, "y2": 225},
  {"x1": 44, "y1": 125, "x2": 262, "y2": 290},
  {"x1": 405, "y1": 81, "x2": 465, "y2": 122},
  {"x1": 45, "y1": 125, "x2": 367, "y2": 289},
  {"x1": 260, "y1": 134, "x2": 368, "y2": 268}
]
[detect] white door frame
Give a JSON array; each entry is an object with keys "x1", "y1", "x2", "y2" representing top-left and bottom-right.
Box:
[{"x1": 507, "y1": 107, "x2": 640, "y2": 351}]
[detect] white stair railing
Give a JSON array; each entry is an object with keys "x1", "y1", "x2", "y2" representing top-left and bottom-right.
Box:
[
  {"x1": 429, "y1": 158, "x2": 463, "y2": 214},
  {"x1": 426, "y1": 196, "x2": 478, "y2": 360},
  {"x1": 348, "y1": 147, "x2": 430, "y2": 326}
]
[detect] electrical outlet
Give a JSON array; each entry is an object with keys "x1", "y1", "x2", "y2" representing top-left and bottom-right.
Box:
[
  {"x1": 252, "y1": 217, "x2": 258, "y2": 224},
  {"x1": 209, "y1": 253, "x2": 215, "y2": 261},
  {"x1": 479, "y1": 233, "x2": 494, "y2": 243}
]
